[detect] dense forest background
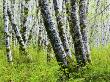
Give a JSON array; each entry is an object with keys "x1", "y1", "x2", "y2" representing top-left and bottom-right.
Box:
[{"x1": 0, "y1": 0, "x2": 110, "y2": 82}]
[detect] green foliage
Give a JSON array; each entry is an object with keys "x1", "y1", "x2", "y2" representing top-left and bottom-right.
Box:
[
  {"x1": 0, "y1": 47, "x2": 60, "y2": 82},
  {"x1": 0, "y1": 45, "x2": 110, "y2": 82},
  {"x1": 0, "y1": 0, "x2": 110, "y2": 81}
]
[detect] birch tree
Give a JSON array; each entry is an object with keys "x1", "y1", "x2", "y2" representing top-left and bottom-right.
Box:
[
  {"x1": 70, "y1": 0, "x2": 87, "y2": 66},
  {"x1": 7, "y1": 0, "x2": 31, "y2": 60},
  {"x1": 53, "y1": 0, "x2": 72, "y2": 58},
  {"x1": 39, "y1": 0, "x2": 68, "y2": 67},
  {"x1": 3, "y1": 0, "x2": 13, "y2": 63},
  {"x1": 19, "y1": 0, "x2": 29, "y2": 45},
  {"x1": 79, "y1": 0, "x2": 91, "y2": 63}
]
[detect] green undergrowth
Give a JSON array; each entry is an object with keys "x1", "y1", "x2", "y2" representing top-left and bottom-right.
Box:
[{"x1": 0, "y1": 45, "x2": 110, "y2": 82}]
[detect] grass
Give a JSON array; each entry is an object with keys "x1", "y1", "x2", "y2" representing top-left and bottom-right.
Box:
[{"x1": 0, "y1": 45, "x2": 110, "y2": 82}]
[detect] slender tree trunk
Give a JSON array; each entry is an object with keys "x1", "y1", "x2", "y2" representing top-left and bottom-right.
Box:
[
  {"x1": 65, "y1": 0, "x2": 75, "y2": 51},
  {"x1": 38, "y1": 14, "x2": 45, "y2": 48},
  {"x1": 7, "y1": 1, "x2": 28, "y2": 56},
  {"x1": 53, "y1": 0, "x2": 72, "y2": 59},
  {"x1": 3, "y1": 0, "x2": 13, "y2": 63},
  {"x1": 39, "y1": 0, "x2": 68, "y2": 67},
  {"x1": 70, "y1": 0, "x2": 87, "y2": 66},
  {"x1": 79, "y1": 0, "x2": 91, "y2": 63},
  {"x1": 20, "y1": 0, "x2": 30, "y2": 44}
]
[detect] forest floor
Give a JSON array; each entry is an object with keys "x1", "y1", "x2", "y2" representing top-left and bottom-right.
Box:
[{"x1": 0, "y1": 45, "x2": 110, "y2": 82}]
